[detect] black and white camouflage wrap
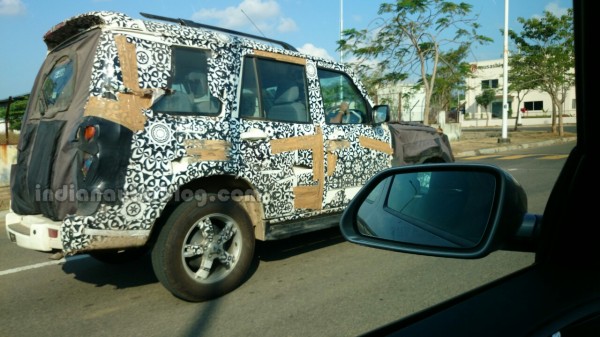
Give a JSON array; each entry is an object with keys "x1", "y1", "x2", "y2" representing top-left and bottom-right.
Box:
[{"x1": 59, "y1": 12, "x2": 392, "y2": 253}]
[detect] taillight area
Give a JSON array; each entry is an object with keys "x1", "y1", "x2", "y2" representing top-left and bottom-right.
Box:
[
  {"x1": 48, "y1": 228, "x2": 59, "y2": 239},
  {"x1": 80, "y1": 124, "x2": 98, "y2": 180},
  {"x1": 81, "y1": 153, "x2": 94, "y2": 178},
  {"x1": 84, "y1": 125, "x2": 97, "y2": 141}
]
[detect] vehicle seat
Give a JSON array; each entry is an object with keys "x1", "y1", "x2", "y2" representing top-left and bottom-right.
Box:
[
  {"x1": 186, "y1": 72, "x2": 220, "y2": 113},
  {"x1": 268, "y1": 85, "x2": 308, "y2": 122}
]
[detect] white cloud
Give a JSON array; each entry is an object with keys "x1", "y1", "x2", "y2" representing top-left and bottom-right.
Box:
[
  {"x1": 0, "y1": 0, "x2": 26, "y2": 16},
  {"x1": 298, "y1": 43, "x2": 334, "y2": 60},
  {"x1": 544, "y1": 1, "x2": 569, "y2": 17},
  {"x1": 277, "y1": 17, "x2": 297, "y2": 33},
  {"x1": 192, "y1": 0, "x2": 296, "y2": 35}
]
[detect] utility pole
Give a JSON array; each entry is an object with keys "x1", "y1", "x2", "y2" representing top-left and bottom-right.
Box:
[
  {"x1": 340, "y1": 0, "x2": 344, "y2": 64},
  {"x1": 499, "y1": 0, "x2": 510, "y2": 143},
  {"x1": 339, "y1": 0, "x2": 344, "y2": 101}
]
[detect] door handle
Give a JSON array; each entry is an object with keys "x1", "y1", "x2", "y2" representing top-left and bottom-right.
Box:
[{"x1": 240, "y1": 128, "x2": 268, "y2": 141}]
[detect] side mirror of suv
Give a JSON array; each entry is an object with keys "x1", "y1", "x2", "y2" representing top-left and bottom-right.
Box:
[{"x1": 372, "y1": 105, "x2": 390, "y2": 124}]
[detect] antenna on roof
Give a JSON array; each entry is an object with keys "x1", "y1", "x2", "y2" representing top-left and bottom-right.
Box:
[
  {"x1": 241, "y1": 9, "x2": 266, "y2": 38},
  {"x1": 139, "y1": 12, "x2": 297, "y2": 52}
]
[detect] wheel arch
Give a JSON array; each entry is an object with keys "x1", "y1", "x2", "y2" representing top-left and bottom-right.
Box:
[{"x1": 148, "y1": 175, "x2": 266, "y2": 246}]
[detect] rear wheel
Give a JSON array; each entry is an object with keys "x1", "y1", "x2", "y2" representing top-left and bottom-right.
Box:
[{"x1": 151, "y1": 196, "x2": 255, "y2": 302}]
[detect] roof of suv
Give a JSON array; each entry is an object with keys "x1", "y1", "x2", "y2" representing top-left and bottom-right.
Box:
[{"x1": 43, "y1": 11, "x2": 299, "y2": 53}]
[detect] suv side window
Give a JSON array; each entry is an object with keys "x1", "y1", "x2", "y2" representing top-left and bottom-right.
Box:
[
  {"x1": 152, "y1": 47, "x2": 221, "y2": 115},
  {"x1": 240, "y1": 56, "x2": 310, "y2": 123},
  {"x1": 318, "y1": 68, "x2": 368, "y2": 124}
]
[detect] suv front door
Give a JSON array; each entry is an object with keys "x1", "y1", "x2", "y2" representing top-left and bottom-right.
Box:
[{"x1": 318, "y1": 68, "x2": 393, "y2": 210}]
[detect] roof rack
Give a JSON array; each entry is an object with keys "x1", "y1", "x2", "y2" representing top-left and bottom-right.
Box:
[{"x1": 139, "y1": 12, "x2": 298, "y2": 52}]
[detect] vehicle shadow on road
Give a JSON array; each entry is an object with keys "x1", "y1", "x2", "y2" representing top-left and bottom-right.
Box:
[
  {"x1": 61, "y1": 253, "x2": 158, "y2": 288},
  {"x1": 243, "y1": 226, "x2": 346, "y2": 286},
  {"x1": 59, "y1": 226, "x2": 346, "y2": 290},
  {"x1": 255, "y1": 226, "x2": 346, "y2": 261}
]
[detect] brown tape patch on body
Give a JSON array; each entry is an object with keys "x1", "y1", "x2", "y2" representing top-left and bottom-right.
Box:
[
  {"x1": 359, "y1": 136, "x2": 393, "y2": 155},
  {"x1": 84, "y1": 35, "x2": 149, "y2": 131},
  {"x1": 184, "y1": 139, "x2": 230, "y2": 161},
  {"x1": 327, "y1": 153, "x2": 338, "y2": 177},
  {"x1": 293, "y1": 185, "x2": 321, "y2": 209},
  {"x1": 270, "y1": 127, "x2": 324, "y2": 209},
  {"x1": 115, "y1": 35, "x2": 140, "y2": 90},
  {"x1": 325, "y1": 139, "x2": 349, "y2": 176},
  {"x1": 85, "y1": 95, "x2": 149, "y2": 131},
  {"x1": 253, "y1": 50, "x2": 306, "y2": 65}
]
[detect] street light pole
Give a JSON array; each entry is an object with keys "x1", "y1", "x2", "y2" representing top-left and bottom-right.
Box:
[
  {"x1": 499, "y1": 0, "x2": 510, "y2": 143},
  {"x1": 340, "y1": 0, "x2": 344, "y2": 64}
]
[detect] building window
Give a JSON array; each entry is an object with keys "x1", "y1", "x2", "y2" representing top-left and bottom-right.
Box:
[
  {"x1": 481, "y1": 79, "x2": 498, "y2": 89},
  {"x1": 524, "y1": 101, "x2": 544, "y2": 111},
  {"x1": 572, "y1": 99, "x2": 576, "y2": 109}
]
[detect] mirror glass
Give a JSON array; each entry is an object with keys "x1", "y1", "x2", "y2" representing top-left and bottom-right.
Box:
[
  {"x1": 373, "y1": 105, "x2": 389, "y2": 124},
  {"x1": 357, "y1": 170, "x2": 496, "y2": 248}
]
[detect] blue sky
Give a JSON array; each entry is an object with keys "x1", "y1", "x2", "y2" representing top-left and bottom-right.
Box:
[{"x1": 0, "y1": 0, "x2": 571, "y2": 98}]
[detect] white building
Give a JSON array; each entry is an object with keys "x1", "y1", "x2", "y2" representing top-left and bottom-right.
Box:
[
  {"x1": 376, "y1": 84, "x2": 425, "y2": 122},
  {"x1": 464, "y1": 59, "x2": 576, "y2": 120}
]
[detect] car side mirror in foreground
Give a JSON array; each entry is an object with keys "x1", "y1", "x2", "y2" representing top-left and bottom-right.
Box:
[{"x1": 340, "y1": 164, "x2": 541, "y2": 258}]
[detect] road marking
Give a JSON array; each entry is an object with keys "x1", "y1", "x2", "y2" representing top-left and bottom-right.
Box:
[
  {"x1": 498, "y1": 155, "x2": 536, "y2": 160},
  {"x1": 462, "y1": 155, "x2": 502, "y2": 160},
  {"x1": 539, "y1": 154, "x2": 569, "y2": 160},
  {"x1": 460, "y1": 154, "x2": 568, "y2": 160},
  {"x1": 0, "y1": 255, "x2": 88, "y2": 276}
]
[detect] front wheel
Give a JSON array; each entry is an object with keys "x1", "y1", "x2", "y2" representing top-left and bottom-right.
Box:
[{"x1": 151, "y1": 196, "x2": 255, "y2": 302}]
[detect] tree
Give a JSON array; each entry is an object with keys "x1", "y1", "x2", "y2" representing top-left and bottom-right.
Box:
[
  {"x1": 475, "y1": 89, "x2": 495, "y2": 126},
  {"x1": 0, "y1": 95, "x2": 28, "y2": 131},
  {"x1": 429, "y1": 45, "x2": 471, "y2": 115},
  {"x1": 508, "y1": 53, "x2": 535, "y2": 131},
  {"x1": 338, "y1": 0, "x2": 491, "y2": 125},
  {"x1": 508, "y1": 9, "x2": 574, "y2": 136}
]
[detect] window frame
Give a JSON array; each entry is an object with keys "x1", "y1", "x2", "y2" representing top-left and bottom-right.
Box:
[
  {"x1": 151, "y1": 46, "x2": 221, "y2": 116},
  {"x1": 318, "y1": 67, "x2": 370, "y2": 125},
  {"x1": 239, "y1": 55, "x2": 311, "y2": 123}
]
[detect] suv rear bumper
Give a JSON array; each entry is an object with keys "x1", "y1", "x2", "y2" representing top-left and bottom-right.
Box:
[{"x1": 5, "y1": 211, "x2": 63, "y2": 251}]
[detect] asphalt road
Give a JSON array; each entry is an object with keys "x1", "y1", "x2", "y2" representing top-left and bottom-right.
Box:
[{"x1": 0, "y1": 142, "x2": 571, "y2": 337}]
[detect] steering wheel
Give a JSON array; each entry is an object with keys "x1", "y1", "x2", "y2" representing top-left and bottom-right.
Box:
[{"x1": 327, "y1": 108, "x2": 363, "y2": 124}]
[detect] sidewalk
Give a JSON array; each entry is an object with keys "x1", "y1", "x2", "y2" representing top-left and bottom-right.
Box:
[
  {"x1": 451, "y1": 127, "x2": 577, "y2": 158},
  {"x1": 0, "y1": 127, "x2": 577, "y2": 211}
]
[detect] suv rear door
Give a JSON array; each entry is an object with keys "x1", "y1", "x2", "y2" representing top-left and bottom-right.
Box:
[
  {"x1": 238, "y1": 53, "x2": 322, "y2": 219},
  {"x1": 11, "y1": 29, "x2": 101, "y2": 220}
]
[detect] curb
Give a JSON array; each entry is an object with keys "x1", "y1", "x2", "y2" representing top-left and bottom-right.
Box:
[{"x1": 454, "y1": 136, "x2": 577, "y2": 158}]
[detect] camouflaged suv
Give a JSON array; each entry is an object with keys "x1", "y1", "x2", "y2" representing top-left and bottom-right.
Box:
[{"x1": 6, "y1": 11, "x2": 453, "y2": 301}]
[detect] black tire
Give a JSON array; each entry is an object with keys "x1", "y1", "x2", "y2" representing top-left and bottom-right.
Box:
[
  {"x1": 88, "y1": 247, "x2": 149, "y2": 264},
  {"x1": 151, "y1": 195, "x2": 255, "y2": 302}
]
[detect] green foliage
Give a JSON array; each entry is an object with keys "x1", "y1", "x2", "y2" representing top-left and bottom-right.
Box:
[
  {"x1": 430, "y1": 45, "x2": 471, "y2": 112},
  {"x1": 507, "y1": 8, "x2": 574, "y2": 134},
  {"x1": 338, "y1": 0, "x2": 490, "y2": 124},
  {"x1": 0, "y1": 96, "x2": 28, "y2": 131},
  {"x1": 475, "y1": 89, "x2": 495, "y2": 111}
]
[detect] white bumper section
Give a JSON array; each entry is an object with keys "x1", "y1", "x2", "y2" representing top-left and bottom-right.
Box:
[{"x1": 5, "y1": 211, "x2": 63, "y2": 251}]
